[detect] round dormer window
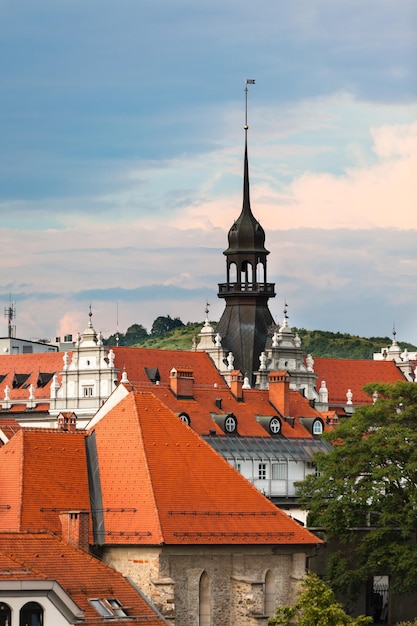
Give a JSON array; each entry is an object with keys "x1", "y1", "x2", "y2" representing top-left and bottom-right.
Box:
[
  {"x1": 269, "y1": 417, "x2": 281, "y2": 435},
  {"x1": 224, "y1": 414, "x2": 237, "y2": 433},
  {"x1": 179, "y1": 412, "x2": 190, "y2": 426}
]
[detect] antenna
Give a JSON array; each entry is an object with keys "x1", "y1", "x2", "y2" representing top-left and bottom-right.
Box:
[
  {"x1": 116, "y1": 302, "x2": 119, "y2": 347},
  {"x1": 4, "y1": 297, "x2": 16, "y2": 338}
]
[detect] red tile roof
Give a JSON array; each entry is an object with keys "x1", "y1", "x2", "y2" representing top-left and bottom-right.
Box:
[
  {"x1": 0, "y1": 532, "x2": 166, "y2": 625},
  {"x1": 312, "y1": 357, "x2": 405, "y2": 405},
  {"x1": 89, "y1": 391, "x2": 321, "y2": 547},
  {"x1": 0, "y1": 429, "x2": 90, "y2": 534},
  {"x1": 112, "y1": 347, "x2": 322, "y2": 438},
  {"x1": 0, "y1": 352, "x2": 63, "y2": 408},
  {"x1": 0, "y1": 417, "x2": 21, "y2": 443}
]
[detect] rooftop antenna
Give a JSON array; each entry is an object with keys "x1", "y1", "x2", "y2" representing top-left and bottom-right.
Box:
[
  {"x1": 4, "y1": 296, "x2": 16, "y2": 338},
  {"x1": 116, "y1": 302, "x2": 120, "y2": 347}
]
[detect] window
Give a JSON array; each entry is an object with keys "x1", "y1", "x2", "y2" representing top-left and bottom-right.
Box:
[
  {"x1": 258, "y1": 463, "x2": 267, "y2": 480},
  {"x1": 269, "y1": 417, "x2": 281, "y2": 434},
  {"x1": 20, "y1": 601, "x2": 43, "y2": 626},
  {"x1": 224, "y1": 414, "x2": 237, "y2": 433},
  {"x1": 178, "y1": 412, "x2": 190, "y2": 426},
  {"x1": 306, "y1": 461, "x2": 320, "y2": 477},
  {"x1": 83, "y1": 386, "x2": 93, "y2": 397},
  {"x1": 264, "y1": 570, "x2": 275, "y2": 616},
  {"x1": 0, "y1": 603, "x2": 11, "y2": 626},
  {"x1": 313, "y1": 419, "x2": 323, "y2": 435},
  {"x1": 90, "y1": 598, "x2": 128, "y2": 618},
  {"x1": 199, "y1": 571, "x2": 210, "y2": 626},
  {"x1": 272, "y1": 462, "x2": 287, "y2": 480}
]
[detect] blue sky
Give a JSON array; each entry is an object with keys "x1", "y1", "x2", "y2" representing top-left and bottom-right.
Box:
[{"x1": 1, "y1": 0, "x2": 416, "y2": 346}]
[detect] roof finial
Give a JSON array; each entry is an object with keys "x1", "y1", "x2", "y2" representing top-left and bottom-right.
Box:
[
  {"x1": 392, "y1": 322, "x2": 397, "y2": 343},
  {"x1": 244, "y1": 79, "x2": 255, "y2": 131},
  {"x1": 204, "y1": 300, "x2": 211, "y2": 327},
  {"x1": 88, "y1": 303, "x2": 93, "y2": 327}
]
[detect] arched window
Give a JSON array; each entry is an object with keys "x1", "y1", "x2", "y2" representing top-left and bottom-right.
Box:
[
  {"x1": 199, "y1": 571, "x2": 210, "y2": 626},
  {"x1": 0, "y1": 603, "x2": 11, "y2": 626},
  {"x1": 264, "y1": 570, "x2": 275, "y2": 616},
  {"x1": 20, "y1": 601, "x2": 43, "y2": 626},
  {"x1": 178, "y1": 412, "x2": 190, "y2": 426},
  {"x1": 313, "y1": 419, "x2": 323, "y2": 435}
]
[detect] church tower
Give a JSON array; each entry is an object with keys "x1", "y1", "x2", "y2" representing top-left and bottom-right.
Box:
[{"x1": 215, "y1": 88, "x2": 275, "y2": 381}]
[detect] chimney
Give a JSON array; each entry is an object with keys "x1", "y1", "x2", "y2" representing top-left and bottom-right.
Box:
[
  {"x1": 57, "y1": 412, "x2": 77, "y2": 432},
  {"x1": 59, "y1": 511, "x2": 89, "y2": 552},
  {"x1": 268, "y1": 371, "x2": 290, "y2": 415},
  {"x1": 230, "y1": 370, "x2": 243, "y2": 400},
  {"x1": 169, "y1": 367, "x2": 194, "y2": 399}
]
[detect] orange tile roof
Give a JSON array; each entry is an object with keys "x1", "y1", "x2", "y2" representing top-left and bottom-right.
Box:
[
  {"x1": 0, "y1": 532, "x2": 166, "y2": 625},
  {"x1": 0, "y1": 417, "x2": 21, "y2": 442},
  {"x1": 0, "y1": 429, "x2": 90, "y2": 534},
  {"x1": 0, "y1": 352, "x2": 63, "y2": 408},
  {"x1": 89, "y1": 391, "x2": 320, "y2": 547},
  {"x1": 312, "y1": 357, "x2": 405, "y2": 405},
  {"x1": 111, "y1": 347, "x2": 320, "y2": 438},
  {"x1": 113, "y1": 347, "x2": 226, "y2": 387}
]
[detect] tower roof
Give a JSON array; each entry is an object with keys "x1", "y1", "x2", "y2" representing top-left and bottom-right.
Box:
[{"x1": 224, "y1": 138, "x2": 268, "y2": 256}]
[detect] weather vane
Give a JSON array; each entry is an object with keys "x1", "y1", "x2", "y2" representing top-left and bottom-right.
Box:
[{"x1": 244, "y1": 79, "x2": 255, "y2": 130}]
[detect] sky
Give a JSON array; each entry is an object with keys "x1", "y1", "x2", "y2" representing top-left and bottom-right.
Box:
[{"x1": 1, "y1": 0, "x2": 416, "y2": 347}]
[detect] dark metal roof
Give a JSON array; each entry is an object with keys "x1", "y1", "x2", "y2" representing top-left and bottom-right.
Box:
[{"x1": 202, "y1": 434, "x2": 331, "y2": 463}]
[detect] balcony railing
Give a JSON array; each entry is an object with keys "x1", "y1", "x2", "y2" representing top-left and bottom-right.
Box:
[{"x1": 218, "y1": 282, "x2": 275, "y2": 296}]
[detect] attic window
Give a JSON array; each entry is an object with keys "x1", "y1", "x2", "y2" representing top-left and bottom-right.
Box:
[
  {"x1": 37, "y1": 372, "x2": 54, "y2": 388},
  {"x1": 313, "y1": 419, "x2": 323, "y2": 435},
  {"x1": 224, "y1": 414, "x2": 237, "y2": 433},
  {"x1": 269, "y1": 417, "x2": 281, "y2": 435},
  {"x1": 178, "y1": 412, "x2": 190, "y2": 426},
  {"x1": 0, "y1": 375, "x2": 6, "y2": 384},
  {"x1": 145, "y1": 367, "x2": 161, "y2": 384},
  {"x1": 90, "y1": 598, "x2": 128, "y2": 618},
  {"x1": 12, "y1": 373, "x2": 30, "y2": 389}
]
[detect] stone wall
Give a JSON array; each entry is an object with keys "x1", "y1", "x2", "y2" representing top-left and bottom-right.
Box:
[{"x1": 101, "y1": 544, "x2": 310, "y2": 626}]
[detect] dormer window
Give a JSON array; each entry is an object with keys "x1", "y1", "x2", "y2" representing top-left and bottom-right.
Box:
[
  {"x1": 178, "y1": 412, "x2": 190, "y2": 426},
  {"x1": 313, "y1": 419, "x2": 323, "y2": 435},
  {"x1": 90, "y1": 598, "x2": 128, "y2": 618},
  {"x1": 269, "y1": 417, "x2": 281, "y2": 435},
  {"x1": 224, "y1": 414, "x2": 237, "y2": 433}
]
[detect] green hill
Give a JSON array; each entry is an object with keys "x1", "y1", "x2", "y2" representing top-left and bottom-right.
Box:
[{"x1": 115, "y1": 323, "x2": 416, "y2": 359}]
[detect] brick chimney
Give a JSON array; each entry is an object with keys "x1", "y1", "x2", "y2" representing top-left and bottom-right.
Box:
[
  {"x1": 268, "y1": 371, "x2": 290, "y2": 416},
  {"x1": 57, "y1": 412, "x2": 77, "y2": 432},
  {"x1": 230, "y1": 370, "x2": 243, "y2": 400},
  {"x1": 59, "y1": 511, "x2": 89, "y2": 552},
  {"x1": 169, "y1": 367, "x2": 194, "y2": 399}
]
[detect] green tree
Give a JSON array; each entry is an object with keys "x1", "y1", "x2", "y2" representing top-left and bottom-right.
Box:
[
  {"x1": 151, "y1": 315, "x2": 184, "y2": 336},
  {"x1": 297, "y1": 381, "x2": 417, "y2": 599},
  {"x1": 124, "y1": 323, "x2": 148, "y2": 345},
  {"x1": 267, "y1": 572, "x2": 371, "y2": 625}
]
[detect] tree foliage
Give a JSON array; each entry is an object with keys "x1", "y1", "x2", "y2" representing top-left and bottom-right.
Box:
[
  {"x1": 267, "y1": 572, "x2": 371, "y2": 626},
  {"x1": 105, "y1": 323, "x2": 148, "y2": 346},
  {"x1": 293, "y1": 328, "x2": 416, "y2": 359},
  {"x1": 297, "y1": 382, "x2": 417, "y2": 598},
  {"x1": 151, "y1": 315, "x2": 184, "y2": 336},
  {"x1": 125, "y1": 323, "x2": 149, "y2": 344}
]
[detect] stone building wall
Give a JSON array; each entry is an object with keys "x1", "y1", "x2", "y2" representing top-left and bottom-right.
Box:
[{"x1": 100, "y1": 544, "x2": 310, "y2": 626}]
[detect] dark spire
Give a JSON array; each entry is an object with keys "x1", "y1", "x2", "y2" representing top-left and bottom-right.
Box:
[
  {"x1": 216, "y1": 80, "x2": 276, "y2": 382},
  {"x1": 225, "y1": 127, "x2": 268, "y2": 255}
]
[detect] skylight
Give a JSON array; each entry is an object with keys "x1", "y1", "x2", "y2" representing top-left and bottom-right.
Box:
[{"x1": 90, "y1": 598, "x2": 128, "y2": 618}]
